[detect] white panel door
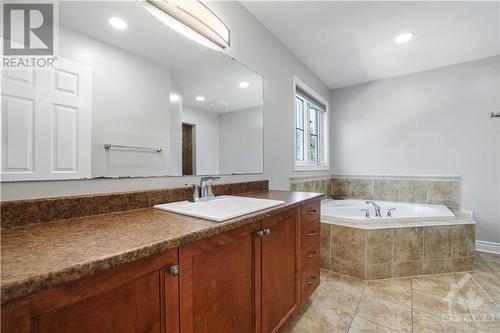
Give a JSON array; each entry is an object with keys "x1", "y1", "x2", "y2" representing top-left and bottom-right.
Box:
[{"x1": 1, "y1": 58, "x2": 91, "y2": 181}]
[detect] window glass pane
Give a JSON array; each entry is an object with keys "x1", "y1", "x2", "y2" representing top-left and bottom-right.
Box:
[
  {"x1": 310, "y1": 134, "x2": 318, "y2": 162},
  {"x1": 309, "y1": 107, "x2": 319, "y2": 135},
  {"x1": 296, "y1": 97, "x2": 304, "y2": 130},
  {"x1": 296, "y1": 129, "x2": 304, "y2": 160}
]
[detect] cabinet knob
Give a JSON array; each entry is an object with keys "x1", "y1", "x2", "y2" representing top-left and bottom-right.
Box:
[
  {"x1": 169, "y1": 265, "x2": 181, "y2": 277},
  {"x1": 256, "y1": 230, "x2": 265, "y2": 238},
  {"x1": 264, "y1": 228, "x2": 271, "y2": 236}
]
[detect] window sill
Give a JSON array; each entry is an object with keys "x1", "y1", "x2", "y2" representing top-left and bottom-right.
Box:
[{"x1": 294, "y1": 163, "x2": 329, "y2": 172}]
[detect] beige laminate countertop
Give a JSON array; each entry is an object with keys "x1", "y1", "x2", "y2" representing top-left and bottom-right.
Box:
[{"x1": 1, "y1": 190, "x2": 323, "y2": 304}]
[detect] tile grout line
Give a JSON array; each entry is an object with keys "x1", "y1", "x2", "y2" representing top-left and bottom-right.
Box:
[
  {"x1": 479, "y1": 253, "x2": 500, "y2": 279},
  {"x1": 452, "y1": 272, "x2": 480, "y2": 331},
  {"x1": 345, "y1": 282, "x2": 367, "y2": 333}
]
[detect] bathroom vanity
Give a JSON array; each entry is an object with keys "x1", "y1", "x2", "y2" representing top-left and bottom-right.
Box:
[{"x1": 1, "y1": 190, "x2": 321, "y2": 333}]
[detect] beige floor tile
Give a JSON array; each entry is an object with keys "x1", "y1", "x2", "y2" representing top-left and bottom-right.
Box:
[
  {"x1": 412, "y1": 289, "x2": 469, "y2": 318},
  {"x1": 356, "y1": 295, "x2": 412, "y2": 332},
  {"x1": 469, "y1": 272, "x2": 500, "y2": 291},
  {"x1": 478, "y1": 253, "x2": 500, "y2": 272},
  {"x1": 474, "y1": 257, "x2": 498, "y2": 275},
  {"x1": 459, "y1": 278, "x2": 500, "y2": 314},
  {"x1": 364, "y1": 278, "x2": 412, "y2": 309},
  {"x1": 283, "y1": 298, "x2": 354, "y2": 333},
  {"x1": 321, "y1": 270, "x2": 366, "y2": 295},
  {"x1": 348, "y1": 316, "x2": 401, "y2": 333},
  {"x1": 478, "y1": 252, "x2": 500, "y2": 263},
  {"x1": 314, "y1": 281, "x2": 363, "y2": 313},
  {"x1": 413, "y1": 311, "x2": 477, "y2": 333},
  {"x1": 412, "y1": 274, "x2": 459, "y2": 298}
]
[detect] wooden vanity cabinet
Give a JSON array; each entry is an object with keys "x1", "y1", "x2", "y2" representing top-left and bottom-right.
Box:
[
  {"x1": 178, "y1": 209, "x2": 300, "y2": 333},
  {"x1": 1, "y1": 249, "x2": 180, "y2": 333},
  {"x1": 2, "y1": 198, "x2": 321, "y2": 333}
]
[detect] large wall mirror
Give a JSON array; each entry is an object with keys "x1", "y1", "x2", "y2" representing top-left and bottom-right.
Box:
[{"x1": 1, "y1": 1, "x2": 263, "y2": 181}]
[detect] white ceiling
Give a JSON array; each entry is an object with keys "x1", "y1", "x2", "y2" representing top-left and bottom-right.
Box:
[
  {"x1": 242, "y1": 1, "x2": 500, "y2": 89},
  {"x1": 59, "y1": 1, "x2": 263, "y2": 113}
]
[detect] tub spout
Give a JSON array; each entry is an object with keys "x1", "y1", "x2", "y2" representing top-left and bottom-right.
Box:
[{"x1": 366, "y1": 200, "x2": 382, "y2": 218}]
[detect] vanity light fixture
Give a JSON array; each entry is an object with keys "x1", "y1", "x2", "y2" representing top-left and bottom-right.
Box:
[
  {"x1": 108, "y1": 17, "x2": 128, "y2": 30},
  {"x1": 239, "y1": 82, "x2": 249, "y2": 88},
  {"x1": 395, "y1": 32, "x2": 415, "y2": 44},
  {"x1": 139, "y1": 0, "x2": 230, "y2": 51},
  {"x1": 196, "y1": 96, "x2": 205, "y2": 102}
]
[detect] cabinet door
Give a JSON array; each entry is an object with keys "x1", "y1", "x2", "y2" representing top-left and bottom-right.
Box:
[
  {"x1": 2, "y1": 250, "x2": 178, "y2": 333},
  {"x1": 261, "y1": 211, "x2": 299, "y2": 333},
  {"x1": 33, "y1": 271, "x2": 162, "y2": 333},
  {"x1": 179, "y1": 221, "x2": 261, "y2": 333}
]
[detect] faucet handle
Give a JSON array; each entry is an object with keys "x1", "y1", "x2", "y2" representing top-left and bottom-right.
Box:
[
  {"x1": 387, "y1": 208, "x2": 396, "y2": 217},
  {"x1": 191, "y1": 184, "x2": 200, "y2": 202},
  {"x1": 360, "y1": 209, "x2": 370, "y2": 218}
]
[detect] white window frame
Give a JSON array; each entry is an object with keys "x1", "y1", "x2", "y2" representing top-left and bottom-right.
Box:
[{"x1": 293, "y1": 76, "x2": 329, "y2": 171}]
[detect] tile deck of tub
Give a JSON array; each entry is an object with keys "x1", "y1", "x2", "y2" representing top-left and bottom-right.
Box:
[{"x1": 283, "y1": 251, "x2": 500, "y2": 333}]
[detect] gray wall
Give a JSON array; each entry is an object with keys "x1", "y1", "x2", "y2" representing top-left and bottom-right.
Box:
[
  {"x1": 219, "y1": 106, "x2": 263, "y2": 174},
  {"x1": 1, "y1": 2, "x2": 330, "y2": 200},
  {"x1": 330, "y1": 56, "x2": 500, "y2": 244}
]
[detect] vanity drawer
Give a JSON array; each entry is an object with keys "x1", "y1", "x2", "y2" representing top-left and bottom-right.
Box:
[
  {"x1": 300, "y1": 200, "x2": 320, "y2": 225},
  {"x1": 300, "y1": 238, "x2": 320, "y2": 268},
  {"x1": 300, "y1": 219, "x2": 320, "y2": 249},
  {"x1": 300, "y1": 252, "x2": 320, "y2": 302}
]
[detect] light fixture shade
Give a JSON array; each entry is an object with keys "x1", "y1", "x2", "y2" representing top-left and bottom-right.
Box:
[{"x1": 147, "y1": 0, "x2": 230, "y2": 49}]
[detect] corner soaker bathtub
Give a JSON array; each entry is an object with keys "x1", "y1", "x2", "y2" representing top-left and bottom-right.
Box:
[
  {"x1": 321, "y1": 199, "x2": 457, "y2": 227},
  {"x1": 320, "y1": 199, "x2": 476, "y2": 279}
]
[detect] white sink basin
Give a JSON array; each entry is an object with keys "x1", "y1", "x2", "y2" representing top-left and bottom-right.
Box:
[{"x1": 153, "y1": 195, "x2": 285, "y2": 222}]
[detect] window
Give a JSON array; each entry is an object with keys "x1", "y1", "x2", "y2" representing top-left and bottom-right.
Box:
[{"x1": 294, "y1": 78, "x2": 329, "y2": 171}]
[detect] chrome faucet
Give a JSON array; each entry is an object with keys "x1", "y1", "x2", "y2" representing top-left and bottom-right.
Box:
[
  {"x1": 190, "y1": 176, "x2": 221, "y2": 202},
  {"x1": 366, "y1": 200, "x2": 382, "y2": 218}
]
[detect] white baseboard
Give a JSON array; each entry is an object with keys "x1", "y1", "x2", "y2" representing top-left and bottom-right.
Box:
[{"x1": 476, "y1": 240, "x2": 500, "y2": 254}]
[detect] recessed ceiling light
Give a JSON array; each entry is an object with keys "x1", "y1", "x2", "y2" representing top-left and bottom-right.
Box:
[
  {"x1": 196, "y1": 96, "x2": 205, "y2": 102},
  {"x1": 108, "y1": 17, "x2": 128, "y2": 30},
  {"x1": 395, "y1": 32, "x2": 414, "y2": 44},
  {"x1": 239, "y1": 82, "x2": 249, "y2": 88}
]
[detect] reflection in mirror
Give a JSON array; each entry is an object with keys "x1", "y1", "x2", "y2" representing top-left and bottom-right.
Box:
[{"x1": 1, "y1": 1, "x2": 263, "y2": 181}]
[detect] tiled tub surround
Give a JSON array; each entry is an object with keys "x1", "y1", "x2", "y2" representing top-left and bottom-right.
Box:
[
  {"x1": 321, "y1": 221, "x2": 476, "y2": 280},
  {"x1": 290, "y1": 176, "x2": 332, "y2": 197},
  {"x1": 292, "y1": 175, "x2": 472, "y2": 279},
  {"x1": 290, "y1": 175, "x2": 461, "y2": 208}
]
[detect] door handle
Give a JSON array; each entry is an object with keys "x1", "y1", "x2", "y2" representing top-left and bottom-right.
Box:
[
  {"x1": 307, "y1": 209, "x2": 317, "y2": 215},
  {"x1": 307, "y1": 230, "x2": 318, "y2": 236},
  {"x1": 307, "y1": 251, "x2": 316, "y2": 258}
]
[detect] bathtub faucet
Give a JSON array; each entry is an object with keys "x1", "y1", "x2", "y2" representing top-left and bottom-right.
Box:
[{"x1": 365, "y1": 200, "x2": 382, "y2": 218}]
